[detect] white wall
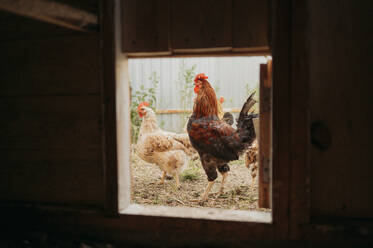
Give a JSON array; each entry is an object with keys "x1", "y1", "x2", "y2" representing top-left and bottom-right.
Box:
[{"x1": 129, "y1": 56, "x2": 266, "y2": 132}]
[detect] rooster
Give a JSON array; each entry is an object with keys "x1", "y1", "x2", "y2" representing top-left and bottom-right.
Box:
[
  {"x1": 136, "y1": 102, "x2": 194, "y2": 189},
  {"x1": 187, "y1": 73, "x2": 258, "y2": 203}
]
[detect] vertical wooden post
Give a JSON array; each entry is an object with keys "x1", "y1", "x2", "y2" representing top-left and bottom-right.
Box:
[
  {"x1": 259, "y1": 59, "x2": 272, "y2": 209},
  {"x1": 101, "y1": 0, "x2": 119, "y2": 217}
]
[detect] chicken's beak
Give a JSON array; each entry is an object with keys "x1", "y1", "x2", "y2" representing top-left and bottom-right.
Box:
[{"x1": 136, "y1": 108, "x2": 144, "y2": 118}]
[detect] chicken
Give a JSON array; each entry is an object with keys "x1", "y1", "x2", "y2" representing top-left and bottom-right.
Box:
[
  {"x1": 221, "y1": 109, "x2": 258, "y2": 189},
  {"x1": 220, "y1": 100, "x2": 258, "y2": 189},
  {"x1": 187, "y1": 73, "x2": 258, "y2": 203},
  {"x1": 136, "y1": 102, "x2": 194, "y2": 189},
  {"x1": 222, "y1": 111, "x2": 234, "y2": 125},
  {"x1": 217, "y1": 96, "x2": 225, "y2": 120},
  {"x1": 244, "y1": 139, "x2": 258, "y2": 189}
]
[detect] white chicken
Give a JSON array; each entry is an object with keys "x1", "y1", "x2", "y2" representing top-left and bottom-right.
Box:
[{"x1": 135, "y1": 102, "x2": 194, "y2": 189}]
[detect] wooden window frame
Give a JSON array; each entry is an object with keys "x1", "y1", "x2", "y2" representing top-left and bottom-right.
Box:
[{"x1": 101, "y1": 0, "x2": 309, "y2": 240}]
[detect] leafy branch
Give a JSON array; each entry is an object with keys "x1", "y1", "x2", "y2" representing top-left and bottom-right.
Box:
[
  {"x1": 177, "y1": 59, "x2": 197, "y2": 128},
  {"x1": 130, "y1": 71, "x2": 159, "y2": 143}
]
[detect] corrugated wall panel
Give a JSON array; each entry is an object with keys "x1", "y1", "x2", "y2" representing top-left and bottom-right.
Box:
[{"x1": 129, "y1": 57, "x2": 266, "y2": 132}]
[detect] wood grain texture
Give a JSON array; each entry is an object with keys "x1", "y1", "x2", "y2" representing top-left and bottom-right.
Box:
[
  {"x1": 308, "y1": 0, "x2": 373, "y2": 218},
  {"x1": 120, "y1": 0, "x2": 271, "y2": 55},
  {"x1": 258, "y1": 63, "x2": 269, "y2": 208},
  {"x1": 0, "y1": 149, "x2": 103, "y2": 207},
  {"x1": 0, "y1": 34, "x2": 100, "y2": 96},
  {"x1": 0, "y1": 96, "x2": 101, "y2": 149},
  {"x1": 0, "y1": 96, "x2": 104, "y2": 205},
  {"x1": 271, "y1": 0, "x2": 291, "y2": 239},
  {"x1": 0, "y1": 9, "x2": 104, "y2": 208},
  {"x1": 0, "y1": 11, "x2": 80, "y2": 41},
  {"x1": 0, "y1": 207, "x2": 275, "y2": 246},
  {"x1": 101, "y1": 0, "x2": 119, "y2": 216},
  {"x1": 121, "y1": 0, "x2": 170, "y2": 53},
  {"x1": 0, "y1": 0, "x2": 98, "y2": 32},
  {"x1": 258, "y1": 62, "x2": 271, "y2": 209},
  {"x1": 232, "y1": 0, "x2": 269, "y2": 50},
  {"x1": 1, "y1": 205, "x2": 372, "y2": 246},
  {"x1": 171, "y1": 0, "x2": 232, "y2": 51},
  {"x1": 289, "y1": 0, "x2": 310, "y2": 239},
  {"x1": 54, "y1": 0, "x2": 99, "y2": 13}
]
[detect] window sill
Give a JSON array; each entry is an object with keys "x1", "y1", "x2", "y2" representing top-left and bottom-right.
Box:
[{"x1": 120, "y1": 204, "x2": 272, "y2": 223}]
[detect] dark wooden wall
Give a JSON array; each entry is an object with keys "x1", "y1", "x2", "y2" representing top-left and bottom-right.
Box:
[
  {"x1": 122, "y1": 0, "x2": 269, "y2": 55},
  {"x1": 308, "y1": 0, "x2": 373, "y2": 219},
  {"x1": 0, "y1": 0, "x2": 373, "y2": 246},
  {"x1": 0, "y1": 11, "x2": 104, "y2": 208}
]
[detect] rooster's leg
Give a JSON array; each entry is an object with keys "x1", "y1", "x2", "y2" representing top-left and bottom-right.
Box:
[
  {"x1": 200, "y1": 181, "x2": 215, "y2": 203},
  {"x1": 216, "y1": 172, "x2": 228, "y2": 198},
  {"x1": 160, "y1": 171, "x2": 166, "y2": 185}
]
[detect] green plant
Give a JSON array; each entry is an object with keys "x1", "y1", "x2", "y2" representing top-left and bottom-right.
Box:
[
  {"x1": 177, "y1": 60, "x2": 197, "y2": 130},
  {"x1": 130, "y1": 71, "x2": 159, "y2": 143},
  {"x1": 245, "y1": 82, "x2": 260, "y2": 113},
  {"x1": 214, "y1": 84, "x2": 221, "y2": 95},
  {"x1": 180, "y1": 167, "x2": 200, "y2": 182},
  {"x1": 245, "y1": 82, "x2": 259, "y2": 99}
]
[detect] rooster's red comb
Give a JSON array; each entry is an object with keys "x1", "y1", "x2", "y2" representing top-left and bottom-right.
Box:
[
  {"x1": 137, "y1": 101, "x2": 150, "y2": 111},
  {"x1": 194, "y1": 73, "x2": 208, "y2": 83}
]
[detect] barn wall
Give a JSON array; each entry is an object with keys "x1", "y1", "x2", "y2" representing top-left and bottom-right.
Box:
[
  {"x1": 0, "y1": 12, "x2": 104, "y2": 208},
  {"x1": 308, "y1": 0, "x2": 373, "y2": 218},
  {"x1": 0, "y1": 0, "x2": 373, "y2": 246}
]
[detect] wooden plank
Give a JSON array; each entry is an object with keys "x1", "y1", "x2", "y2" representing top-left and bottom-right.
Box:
[
  {"x1": 121, "y1": 0, "x2": 170, "y2": 54},
  {"x1": 53, "y1": 0, "x2": 99, "y2": 14},
  {"x1": 0, "y1": 207, "x2": 275, "y2": 246},
  {"x1": 232, "y1": 0, "x2": 269, "y2": 51},
  {"x1": 0, "y1": 149, "x2": 104, "y2": 207},
  {"x1": 2, "y1": 205, "x2": 373, "y2": 245},
  {"x1": 0, "y1": 11, "x2": 81, "y2": 41},
  {"x1": 0, "y1": 35, "x2": 100, "y2": 96},
  {"x1": 155, "y1": 108, "x2": 242, "y2": 114},
  {"x1": 171, "y1": 0, "x2": 232, "y2": 51},
  {"x1": 0, "y1": 96, "x2": 102, "y2": 150},
  {"x1": 127, "y1": 50, "x2": 270, "y2": 58},
  {"x1": 258, "y1": 62, "x2": 271, "y2": 209},
  {"x1": 101, "y1": 0, "x2": 119, "y2": 216},
  {"x1": 271, "y1": 0, "x2": 291, "y2": 239},
  {"x1": 289, "y1": 0, "x2": 310, "y2": 239},
  {"x1": 309, "y1": 0, "x2": 373, "y2": 218},
  {"x1": 0, "y1": 0, "x2": 98, "y2": 32}
]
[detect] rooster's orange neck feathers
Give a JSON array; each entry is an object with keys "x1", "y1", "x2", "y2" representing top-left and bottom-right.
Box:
[{"x1": 193, "y1": 80, "x2": 218, "y2": 118}]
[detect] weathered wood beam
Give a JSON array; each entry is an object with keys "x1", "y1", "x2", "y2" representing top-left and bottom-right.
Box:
[
  {"x1": 155, "y1": 108, "x2": 244, "y2": 114},
  {"x1": 0, "y1": 0, "x2": 97, "y2": 32}
]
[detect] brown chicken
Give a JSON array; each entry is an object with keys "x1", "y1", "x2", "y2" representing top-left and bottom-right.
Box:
[
  {"x1": 244, "y1": 139, "x2": 258, "y2": 189},
  {"x1": 187, "y1": 73, "x2": 258, "y2": 203}
]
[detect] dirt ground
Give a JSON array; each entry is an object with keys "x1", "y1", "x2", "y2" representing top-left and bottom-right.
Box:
[{"x1": 130, "y1": 147, "x2": 268, "y2": 211}]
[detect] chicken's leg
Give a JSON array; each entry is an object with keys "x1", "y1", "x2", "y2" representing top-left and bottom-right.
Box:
[
  {"x1": 216, "y1": 172, "x2": 228, "y2": 198},
  {"x1": 160, "y1": 171, "x2": 166, "y2": 185},
  {"x1": 200, "y1": 181, "x2": 215, "y2": 203},
  {"x1": 175, "y1": 174, "x2": 181, "y2": 189},
  {"x1": 250, "y1": 162, "x2": 257, "y2": 189}
]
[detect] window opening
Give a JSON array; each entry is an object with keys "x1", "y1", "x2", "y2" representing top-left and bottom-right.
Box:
[{"x1": 119, "y1": 56, "x2": 272, "y2": 222}]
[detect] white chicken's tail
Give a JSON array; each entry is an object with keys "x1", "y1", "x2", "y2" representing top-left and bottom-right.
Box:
[{"x1": 179, "y1": 151, "x2": 190, "y2": 174}]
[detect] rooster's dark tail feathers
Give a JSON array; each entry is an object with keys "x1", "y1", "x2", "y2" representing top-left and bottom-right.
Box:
[{"x1": 238, "y1": 92, "x2": 257, "y2": 121}]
